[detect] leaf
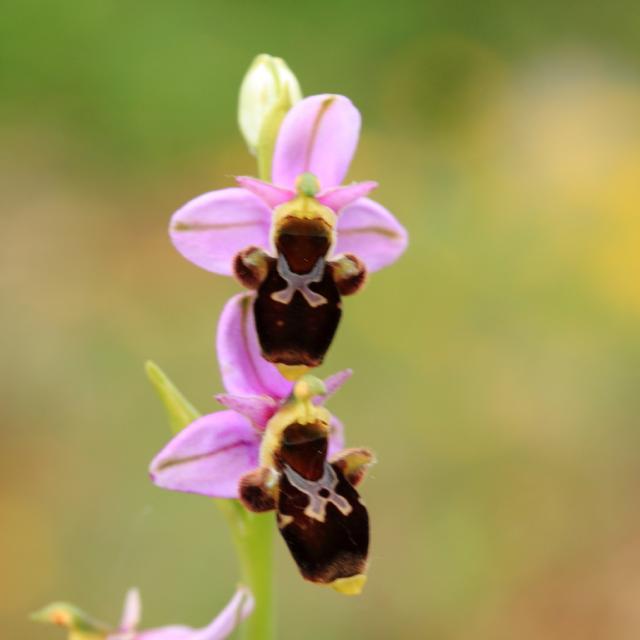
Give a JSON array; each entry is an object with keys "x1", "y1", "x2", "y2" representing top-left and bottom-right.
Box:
[{"x1": 145, "y1": 360, "x2": 200, "y2": 434}]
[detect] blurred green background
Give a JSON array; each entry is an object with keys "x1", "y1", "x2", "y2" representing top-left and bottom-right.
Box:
[{"x1": 3, "y1": 1, "x2": 640, "y2": 638}]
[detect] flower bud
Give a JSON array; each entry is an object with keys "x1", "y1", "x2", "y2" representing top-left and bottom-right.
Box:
[
  {"x1": 238, "y1": 54, "x2": 302, "y2": 154},
  {"x1": 31, "y1": 602, "x2": 108, "y2": 639}
]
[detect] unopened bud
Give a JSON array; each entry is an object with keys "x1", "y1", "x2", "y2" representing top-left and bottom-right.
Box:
[
  {"x1": 238, "y1": 53, "x2": 302, "y2": 155},
  {"x1": 31, "y1": 602, "x2": 108, "y2": 639}
]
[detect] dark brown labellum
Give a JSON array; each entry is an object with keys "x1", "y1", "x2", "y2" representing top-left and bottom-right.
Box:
[
  {"x1": 254, "y1": 214, "x2": 339, "y2": 367},
  {"x1": 274, "y1": 422, "x2": 369, "y2": 585},
  {"x1": 233, "y1": 211, "x2": 367, "y2": 368},
  {"x1": 276, "y1": 460, "x2": 369, "y2": 585},
  {"x1": 237, "y1": 419, "x2": 373, "y2": 591},
  {"x1": 253, "y1": 256, "x2": 341, "y2": 367}
]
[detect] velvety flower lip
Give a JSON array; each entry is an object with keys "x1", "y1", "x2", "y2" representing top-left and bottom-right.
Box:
[
  {"x1": 216, "y1": 292, "x2": 351, "y2": 402},
  {"x1": 169, "y1": 94, "x2": 407, "y2": 276},
  {"x1": 149, "y1": 294, "x2": 347, "y2": 499}
]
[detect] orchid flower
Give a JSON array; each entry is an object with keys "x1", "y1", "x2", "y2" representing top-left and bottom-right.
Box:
[
  {"x1": 236, "y1": 378, "x2": 375, "y2": 596},
  {"x1": 170, "y1": 94, "x2": 408, "y2": 369},
  {"x1": 149, "y1": 293, "x2": 375, "y2": 594},
  {"x1": 31, "y1": 586, "x2": 253, "y2": 640},
  {"x1": 149, "y1": 293, "x2": 348, "y2": 498}
]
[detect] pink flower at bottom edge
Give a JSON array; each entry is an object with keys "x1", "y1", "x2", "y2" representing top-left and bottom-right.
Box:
[
  {"x1": 112, "y1": 586, "x2": 252, "y2": 640},
  {"x1": 32, "y1": 586, "x2": 253, "y2": 640}
]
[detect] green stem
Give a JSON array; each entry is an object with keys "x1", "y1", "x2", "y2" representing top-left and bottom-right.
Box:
[
  {"x1": 146, "y1": 362, "x2": 275, "y2": 640},
  {"x1": 218, "y1": 502, "x2": 275, "y2": 640}
]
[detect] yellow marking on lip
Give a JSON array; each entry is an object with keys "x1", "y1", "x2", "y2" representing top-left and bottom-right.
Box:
[
  {"x1": 259, "y1": 404, "x2": 331, "y2": 469},
  {"x1": 278, "y1": 513, "x2": 294, "y2": 528},
  {"x1": 330, "y1": 574, "x2": 367, "y2": 596},
  {"x1": 270, "y1": 195, "x2": 337, "y2": 256},
  {"x1": 273, "y1": 195, "x2": 337, "y2": 226},
  {"x1": 277, "y1": 364, "x2": 309, "y2": 381}
]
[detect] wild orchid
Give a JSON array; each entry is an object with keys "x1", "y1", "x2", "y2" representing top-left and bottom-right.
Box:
[
  {"x1": 149, "y1": 293, "x2": 375, "y2": 594},
  {"x1": 170, "y1": 92, "x2": 407, "y2": 370},
  {"x1": 28, "y1": 54, "x2": 408, "y2": 640},
  {"x1": 31, "y1": 586, "x2": 253, "y2": 640}
]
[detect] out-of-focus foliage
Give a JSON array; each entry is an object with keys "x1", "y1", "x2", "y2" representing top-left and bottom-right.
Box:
[{"x1": 2, "y1": 1, "x2": 640, "y2": 639}]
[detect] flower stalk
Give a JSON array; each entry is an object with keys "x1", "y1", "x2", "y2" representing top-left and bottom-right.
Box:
[
  {"x1": 218, "y1": 503, "x2": 275, "y2": 640},
  {"x1": 146, "y1": 362, "x2": 275, "y2": 640}
]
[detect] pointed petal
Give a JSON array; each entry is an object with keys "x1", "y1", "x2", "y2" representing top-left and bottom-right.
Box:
[
  {"x1": 235, "y1": 176, "x2": 294, "y2": 208},
  {"x1": 217, "y1": 293, "x2": 293, "y2": 399},
  {"x1": 319, "y1": 369, "x2": 352, "y2": 403},
  {"x1": 328, "y1": 415, "x2": 345, "y2": 458},
  {"x1": 215, "y1": 394, "x2": 278, "y2": 430},
  {"x1": 170, "y1": 188, "x2": 271, "y2": 275},
  {"x1": 134, "y1": 627, "x2": 193, "y2": 640},
  {"x1": 119, "y1": 589, "x2": 141, "y2": 632},
  {"x1": 334, "y1": 198, "x2": 408, "y2": 272},
  {"x1": 149, "y1": 411, "x2": 259, "y2": 498},
  {"x1": 271, "y1": 95, "x2": 361, "y2": 190},
  {"x1": 317, "y1": 182, "x2": 378, "y2": 212},
  {"x1": 135, "y1": 587, "x2": 254, "y2": 640},
  {"x1": 190, "y1": 586, "x2": 254, "y2": 640},
  {"x1": 313, "y1": 369, "x2": 352, "y2": 406}
]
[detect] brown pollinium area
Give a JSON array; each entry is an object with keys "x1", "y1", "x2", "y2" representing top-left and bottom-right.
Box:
[
  {"x1": 275, "y1": 216, "x2": 332, "y2": 274},
  {"x1": 275, "y1": 422, "x2": 328, "y2": 481}
]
